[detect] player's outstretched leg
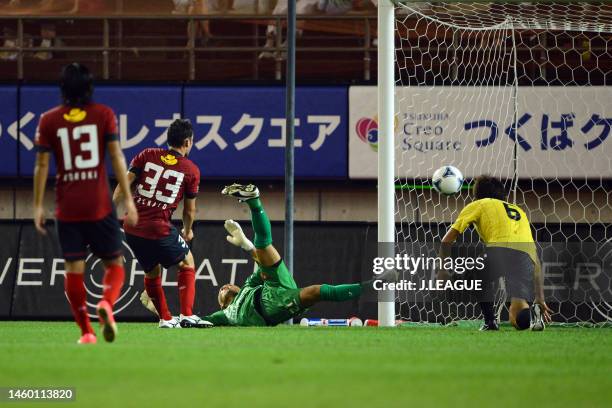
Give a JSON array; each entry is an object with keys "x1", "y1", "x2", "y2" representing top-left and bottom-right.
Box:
[
  {"x1": 222, "y1": 184, "x2": 270, "y2": 248},
  {"x1": 222, "y1": 183, "x2": 279, "y2": 266},
  {"x1": 64, "y1": 262, "x2": 96, "y2": 344},
  {"x1": 299, "y1": 283, "x2": 363, "y2": 308}
]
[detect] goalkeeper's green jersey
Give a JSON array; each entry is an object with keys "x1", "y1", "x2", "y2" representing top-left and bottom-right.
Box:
[
  {"x1": 204, "y1": 270, "x2": 267, "y2": 327},
  {"x1": 204, "y1": 260, "x2": 301, "y2": 327}
]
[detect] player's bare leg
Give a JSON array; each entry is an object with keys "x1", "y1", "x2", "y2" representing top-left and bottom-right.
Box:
[
  {"x1": 299, "y1": 285, "x2": 321, "y2": 308},
  {"x1": 255, "y1": 245, "x2": 281, "y2": 268},
  {"x1": 64, "y1": 260, "x2": 96, "y2": 344},
  {"x1": 143, "y1": 265, "x2": 179, "y2": 328},
  {"x1": 178, "y1": 251, "x2": 213, "y2": 328}
]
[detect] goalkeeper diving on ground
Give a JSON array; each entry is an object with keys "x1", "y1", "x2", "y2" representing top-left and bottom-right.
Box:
[{"x1": 142, "y1": 183, "x2": 372, "y2": 326}]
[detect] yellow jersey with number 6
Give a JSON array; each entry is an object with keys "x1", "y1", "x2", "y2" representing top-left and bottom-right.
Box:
[{"x1": 451, "y1": 198, "x2": 538, "y2": 263}]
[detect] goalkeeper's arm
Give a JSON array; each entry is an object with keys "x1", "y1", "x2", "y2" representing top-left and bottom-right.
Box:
[
  {"x1": 203, "y1": 310, "x2": 230, "y2": 326},
  {"x1": 224, "y1": 219, "x2": 266, "y2": 287},
  {"x1": 224, "y1": 219, "x2": 255, "y2": 252},
  {"x1": 437, "y1": 227, "x2": 461, "y2": 280},
  {"x1": 224, "y1": 219, "x2": 259, "y2": 262}
]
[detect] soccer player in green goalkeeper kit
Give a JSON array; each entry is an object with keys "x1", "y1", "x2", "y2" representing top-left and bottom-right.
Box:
[{"x1": 202, "y1": 183, "x2": 368, "y2": 326}]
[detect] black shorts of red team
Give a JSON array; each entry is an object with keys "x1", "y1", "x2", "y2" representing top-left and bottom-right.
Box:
[
  {"x1": 125, "y1": 226, "x2": 189, "y2": 273},
  {"x1": 56, "y1": 211, "x2": 123, "y2": 261}
]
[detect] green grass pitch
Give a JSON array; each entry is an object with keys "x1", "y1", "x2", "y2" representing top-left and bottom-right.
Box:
[{"x1": 0, "y1": 322, "x2": 610, "y2": 408}]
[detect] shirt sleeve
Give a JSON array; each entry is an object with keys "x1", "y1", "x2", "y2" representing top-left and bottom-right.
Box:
[
  {"x1": 185, "y1": 165, "x2": 200, "y2": 199},
  {"x1": 34, "y1": 113, "x2": 52, "y2": 152},
  {"x1": 128, "y1": 149, "x2": 147, "y2": 175},
  {"x1": 451, "y1": 201, "x2": 481, "y2": 233},
  {"x1": 203, "y1": 310, "x2": 230, "y2": 326},
  {"x1": 105, "y1": 107, "x2": 119, "y2": 142}
]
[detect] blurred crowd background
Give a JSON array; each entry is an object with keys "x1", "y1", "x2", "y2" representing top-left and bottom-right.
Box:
[
  {"x1": 0, "y1": 1, "x2": 377, "y2": 16},
  {"x1": 0, "y1": 1, "x2": 380, "y2": 81}
]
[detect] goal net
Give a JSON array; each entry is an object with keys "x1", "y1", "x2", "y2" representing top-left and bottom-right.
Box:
[{"x1": 391, "y1": 1, "x2": 612, "y2": 325}]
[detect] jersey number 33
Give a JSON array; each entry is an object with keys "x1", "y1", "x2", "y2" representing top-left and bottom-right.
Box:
[{"x1": 137, "y1": 162, "x2": 184, "y2": 205}]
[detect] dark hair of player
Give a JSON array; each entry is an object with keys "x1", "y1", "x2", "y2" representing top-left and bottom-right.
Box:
[
  {"x1": 60, "y1": 63, "x2": 93, "y2": 107},
  {"x1": 167, "y1": 119, "x2": 194, "y2": 148},
  {"x1": 473, "y1": 175, "x2": 507, "y2": 200}
]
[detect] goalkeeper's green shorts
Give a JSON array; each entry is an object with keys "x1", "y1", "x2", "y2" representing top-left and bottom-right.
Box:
[
  {"x1": 256, "y1": 260, "x2": 305, "y2": 325},
  {"x1": 259, "y1": 286, "x2": 305, "y2": 326}
]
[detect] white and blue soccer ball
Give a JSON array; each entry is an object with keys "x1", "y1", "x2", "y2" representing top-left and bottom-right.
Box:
[{"x1": 432, "y1": 165, "x2": 464, "y2": 195}]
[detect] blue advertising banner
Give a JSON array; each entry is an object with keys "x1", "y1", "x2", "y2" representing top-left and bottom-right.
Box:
[
  {"x1": 18, "y1": 86, "x2": 58, "y2": 176},
  {"x1": 10, "y1": 85, "x2": 347, "y2": 178},
  {"x1": 96, "y1": 86, "x2": 183, "y2": 169},
  {"x1": 183, "y1": 86, "x2": 347, "y2": 178},
  {"x1": 0, "y1": 86, "x2": 18, "y2": 176}
]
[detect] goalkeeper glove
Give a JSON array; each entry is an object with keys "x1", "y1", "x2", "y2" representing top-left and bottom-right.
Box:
[{"x1": 224, "y1": 219, "x2": 255, "y2": 252}]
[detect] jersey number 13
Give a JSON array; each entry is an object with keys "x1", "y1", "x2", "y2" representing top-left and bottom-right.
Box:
[{"x1": 57, "y1": 125, "x2": 99, "y2": 171}]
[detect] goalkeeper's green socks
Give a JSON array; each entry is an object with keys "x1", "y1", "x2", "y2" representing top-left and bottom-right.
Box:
[
  {"x1": 320, "y1": 283, "x2": 362, "y2": 302},
  {"x1": 245, "y1": 198, "x2": 272, "y2": 249}
]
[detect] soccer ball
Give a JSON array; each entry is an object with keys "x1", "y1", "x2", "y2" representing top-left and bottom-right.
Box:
[{"x1": 432, "y1": 165, "x2": 463, "y2": 195}]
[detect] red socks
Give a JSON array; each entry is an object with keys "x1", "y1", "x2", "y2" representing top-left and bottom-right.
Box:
[
  {"x1": 178, "y1": 267, "x2": 196, "y2": 316},
  {"x1": 143, "y1": 268, "x2": 195, "y2": 318},
  {"x1": 102, "y1": 264, "x2": 125, "y2": 306},
  {"x1": 144, "y1": 276, "x2": 172, "y2": 321},
  {"x1": 65, "y1": 265, "x2": 124, "y2": 337},
  {"x1": 65, "y1": 272, "x2": 94, "y2": 335}
]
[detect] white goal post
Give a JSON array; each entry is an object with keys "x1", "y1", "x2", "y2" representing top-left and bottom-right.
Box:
[{"x1": 377, "y1": 0, "x2": 396, "y2": 327}]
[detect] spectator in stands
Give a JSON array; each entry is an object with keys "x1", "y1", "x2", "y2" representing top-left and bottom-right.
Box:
[
  {"x1": 0, "y1": 23, "x2": 63, "y2": 61},
  {"x1": 192, "y1": 0, "x2": 212, "y2": 44},
  {"x1": 173, "y1": 0, "x2": 213, "y2": 45},
  {"x1": 260, "y1": 0, "x2": 375, "y2": 59},
  {"x1": 3, "y1": 0, "x2": 109, "y2": 14},
  {"x1": 0, "y1": 27, "x2": 17, "y2": 61},
  {"x1": 172, "y1": 0, "x2": 193, "y2": 14},
  {"x1": 34, "y1": 23, "x2": 64, "y2": 60}
]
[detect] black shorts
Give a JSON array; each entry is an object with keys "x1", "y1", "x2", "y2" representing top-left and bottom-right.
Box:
[
  {"x1": 483, "y1": 247, "x2": 535, "y2": 301},
  {"x1": 125, "y1": 227, "x2": 189, "y2": 272},
  {"x1": 56, "y1": 212, "x2": 122, "y2": 261}
]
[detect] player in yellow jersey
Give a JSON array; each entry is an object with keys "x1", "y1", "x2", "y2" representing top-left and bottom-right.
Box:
[{"x1": 440, "y1": 176, "x2": 552, "y2": 331}]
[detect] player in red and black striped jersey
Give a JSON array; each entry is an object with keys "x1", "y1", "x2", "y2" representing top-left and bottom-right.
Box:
[
  {"x1": 33, "y1": 63, "x2": 138, "y2": 345},
  {"x1": 113, "y1": 119, "x2": 211, "y2": 329}
]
